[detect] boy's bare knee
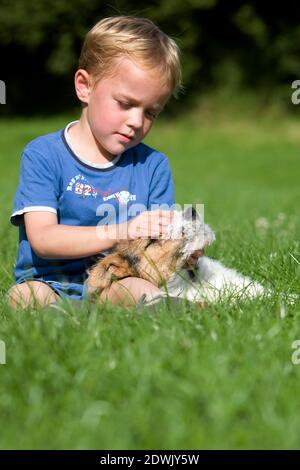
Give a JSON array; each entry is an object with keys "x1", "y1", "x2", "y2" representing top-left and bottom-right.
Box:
[
  {"x1": 120, "y1": 277, "x2": 161, "y2": 302},
  {"x1": 99, "y1": 276, "x2": 161, "y2": 306},
  {"x1": 7, "y1": 281, "x2": 58, "y2": 309}
]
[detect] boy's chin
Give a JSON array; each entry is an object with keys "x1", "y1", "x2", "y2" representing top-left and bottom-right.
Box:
[
  {"x1": 97, "y1": 135, "x2": 138, "y2": 159},
  {"x1": 107, "y1": 140, "x2": 136, "y2": 155}
]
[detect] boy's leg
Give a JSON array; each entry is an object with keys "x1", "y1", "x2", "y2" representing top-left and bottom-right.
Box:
[
  {"x1": 7, "y1": 281, "x2": 59, "y2": 309},
  {"x1": 99, "y1": 277, "x2": 161, "y2": 307}
]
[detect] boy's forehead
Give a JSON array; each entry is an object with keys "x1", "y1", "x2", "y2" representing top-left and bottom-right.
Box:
[{"x1": 108, "y1": 58, "x2": 171, "y2": 105}]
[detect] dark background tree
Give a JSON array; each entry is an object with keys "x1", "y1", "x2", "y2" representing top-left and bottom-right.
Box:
[{"x1": 1, "y1": 0, "x2": 300, "y2": 115}]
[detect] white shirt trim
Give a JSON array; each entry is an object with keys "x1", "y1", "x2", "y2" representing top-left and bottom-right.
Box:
[
  {"x1": 11, "y1": 206, "x2": 57, "y2": 218},
  {"x1": 64, "y1": 121, "x2": 121, "y2": 169}
]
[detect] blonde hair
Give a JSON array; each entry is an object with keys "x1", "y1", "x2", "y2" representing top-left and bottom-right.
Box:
[{"x1": 78, "y1": 16, "x2": 182, "y2": 97}]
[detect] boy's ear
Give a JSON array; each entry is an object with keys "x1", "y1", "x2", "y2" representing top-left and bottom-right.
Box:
[{"x1": 74, "y1": 69, "x2": 93, "y2": 104}]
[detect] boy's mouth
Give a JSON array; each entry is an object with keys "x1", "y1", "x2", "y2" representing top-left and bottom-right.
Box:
[{"x1": 117, "y1": 133, "x2": 134, "y2": 143}]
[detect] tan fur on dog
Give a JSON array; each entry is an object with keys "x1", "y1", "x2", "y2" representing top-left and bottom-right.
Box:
[
  {"x1": 87, "y1": 207, "x2": 269, "y2": 304},
  {"x1": 87, "y1": 238, "x2": 183, "y2": 297}
]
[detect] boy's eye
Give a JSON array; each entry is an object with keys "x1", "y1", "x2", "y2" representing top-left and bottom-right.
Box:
[
  {"x1": 146, "y1": 110, "x2": 157, "y2": 119},
  {"x1": 116, "y1": 99, "x2": 157, "y2": 119},
  {"x1": 117, "y1": 100, "x2": 131, "y2": 109}
]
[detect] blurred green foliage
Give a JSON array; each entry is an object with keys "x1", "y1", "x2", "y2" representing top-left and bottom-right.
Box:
[{"x1": 1, "y1": 0, "x2": 300, "y2": 114}]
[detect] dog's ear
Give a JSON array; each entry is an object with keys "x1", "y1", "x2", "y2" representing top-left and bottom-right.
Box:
[
  {"x1": 87, "y1": 253, "x2": 136, "y2": 297},
  {"x1": 183, "y1": 206, "x2": 200, "y2": 222},
  {"x1": 107, "y1": 255, "x2": 137, "y2": 280}
]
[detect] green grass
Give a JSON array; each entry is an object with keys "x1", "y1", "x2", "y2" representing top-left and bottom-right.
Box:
[{"x1": 0, "y1": 110, "x2": 300, "y2": 449}]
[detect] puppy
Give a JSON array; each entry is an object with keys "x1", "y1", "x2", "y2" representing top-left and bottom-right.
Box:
[
  {"x1": 87, "y1": 208, "x2": 215, "y2": 297},
  {"x1": 87, "y1": 208, "x2": 266, "y2": 303}
]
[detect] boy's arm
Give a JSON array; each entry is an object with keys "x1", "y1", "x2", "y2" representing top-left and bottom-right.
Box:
[
  {"x1": 25, "y1": 210, "x2": 173, "y2": 259},
  {"x1": 25, "y1": 212, "x2": 118, "y2": 259}
]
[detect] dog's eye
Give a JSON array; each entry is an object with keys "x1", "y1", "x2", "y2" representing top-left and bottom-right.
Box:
[
  {"x1": 138, "y1": 238, "x2": 159, "y2": 250},
  {"x1": 147, "y1": 239, "x2": 160, "y2": 246}
]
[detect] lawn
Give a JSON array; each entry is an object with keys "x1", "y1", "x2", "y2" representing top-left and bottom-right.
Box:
[{"x1": 0, "y1": 109, "x2": 299, "y2": 449}]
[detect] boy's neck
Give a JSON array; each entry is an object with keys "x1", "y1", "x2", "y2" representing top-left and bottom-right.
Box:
[{"x1": 67, "y1": 112, "x2": 117, "y2": 164}]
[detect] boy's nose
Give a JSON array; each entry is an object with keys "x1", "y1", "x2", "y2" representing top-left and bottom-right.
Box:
[{"x1": 127, "y1": 109, "x2": 144, "y2": 130}]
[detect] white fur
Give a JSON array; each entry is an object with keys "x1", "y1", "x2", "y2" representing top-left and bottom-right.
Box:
[
  {"x1": 164, "y1": 256, "x2": 266, "y2": 303},
  {"x1": 164, "y1": 209, "x2": 216, "y2": 266},
  {"x1": 159, "y1": 209, "x2": 267, "y2": 303}
]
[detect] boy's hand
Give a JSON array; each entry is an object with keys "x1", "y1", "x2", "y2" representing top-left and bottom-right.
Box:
[{"x1": 127, "y1": 210, "x2": 174, "y2": 240}]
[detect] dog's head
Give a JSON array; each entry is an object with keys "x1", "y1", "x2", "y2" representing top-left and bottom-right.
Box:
[
  {"x1": 87, "y1": 208, "x2": 216, "y2": 296},
  {"x1": 164, "y1": 207, "x2": 215, "y2": 269}
]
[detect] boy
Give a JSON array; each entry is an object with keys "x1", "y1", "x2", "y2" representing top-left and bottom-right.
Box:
[{"x1": 8, "y1": 16, "x2": 182, "y2": 309}]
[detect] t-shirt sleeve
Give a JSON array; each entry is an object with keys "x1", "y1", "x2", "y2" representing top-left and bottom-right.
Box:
[
  {"x1": 147, "y1": 154, "x2": 175, "y2": 210},
  {"x1": 10, "y1": 147, "x2": 60, "y2": 226}
]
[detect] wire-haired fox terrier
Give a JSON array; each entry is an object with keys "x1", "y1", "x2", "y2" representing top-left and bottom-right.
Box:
[{"x1": 87, "y1": 207, "x2": 266, "y2": 306}]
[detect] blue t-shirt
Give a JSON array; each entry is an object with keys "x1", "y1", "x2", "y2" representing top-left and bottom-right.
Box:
[{"x1": 11, "y1": 122, "x2": 175, "y2": 283}]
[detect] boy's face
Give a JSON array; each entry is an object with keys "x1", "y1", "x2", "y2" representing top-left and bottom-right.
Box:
[{"x1": 78, "y1": 59, "x2": 171, "y2": 160}]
